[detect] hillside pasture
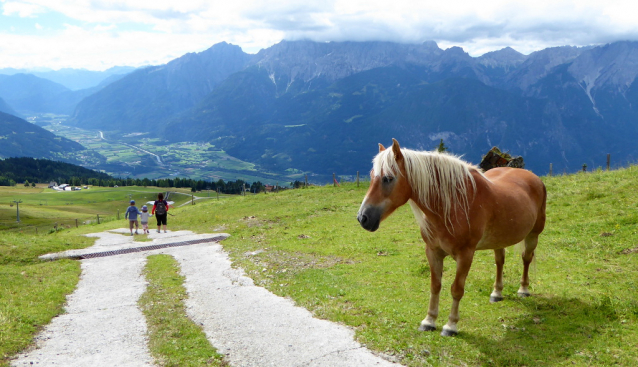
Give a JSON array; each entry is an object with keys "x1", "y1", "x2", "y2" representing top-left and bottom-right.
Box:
[
  {"x1": 2, "y1": 167, "x2": 638, "y2": 366},
  {"x1": 0, "y1": 186, "x2": 192, "y2": 233},
  {"x1": 165, "y1": 168, "x2": 638, "y2": 366}
]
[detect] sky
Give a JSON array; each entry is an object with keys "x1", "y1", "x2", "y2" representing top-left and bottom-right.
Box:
[{"x1": 1, "y1": 0, "x2": 638, "y2": 71}]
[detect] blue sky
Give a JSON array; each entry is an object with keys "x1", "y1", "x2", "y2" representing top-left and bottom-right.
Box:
[{"x1": 1, "y1": 0, "x2": 638, "y2": 70}]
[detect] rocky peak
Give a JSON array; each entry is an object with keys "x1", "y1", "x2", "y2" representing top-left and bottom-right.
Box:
[
  {"x1": 568, "y1": 41, "x2": 638, "y2": 94},
  {"x1": 506, "y1": 45, "x2": 587, "y2": 92},
  {"x1": 477, "y1": 47, "x2": 527, "y2": 70},
  {"x1": 249, "y1": 39, "x2": 446, "y2": 86}
]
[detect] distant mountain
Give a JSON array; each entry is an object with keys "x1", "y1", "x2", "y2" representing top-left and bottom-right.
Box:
[
  {"x1": 0, "y1": 73, "x2": 113, "y2": 115},
  {"x1": 164, "y1": 65, "x2": 603, "y2": 174},
  {"x1": 0, "y1": 66, "x2": 135, "y2": 90},
  {"x1": 0, "y1": 111, "x2": 85, "y2": 159},
  {"x1": 70, "y1": 42, "x2": 252, "y2": 131},
  {"x1": 69, "y1": 39, "x2": 638, "y2": 175}
]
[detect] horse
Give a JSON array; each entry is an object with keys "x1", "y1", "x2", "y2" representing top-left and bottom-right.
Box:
[{"x1": 357, "y1": 139, "x2": 546, "y2": 336}]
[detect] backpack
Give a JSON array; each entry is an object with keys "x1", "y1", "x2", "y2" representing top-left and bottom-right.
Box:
[{"x1": 156, "y1": 200, "x2": 167, "y2": 215}]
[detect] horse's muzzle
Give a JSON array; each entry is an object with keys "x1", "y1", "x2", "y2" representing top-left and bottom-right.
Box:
[{"x1": 357, "y1": 206, "x2": 381, "y2": 232}]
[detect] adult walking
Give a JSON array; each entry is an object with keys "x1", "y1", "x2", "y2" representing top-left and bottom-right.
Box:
[{"x1": 152, "y1": 193, "x2": 169, "y2": 233}]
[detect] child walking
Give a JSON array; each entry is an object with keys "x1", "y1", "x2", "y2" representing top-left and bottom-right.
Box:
[
  {"x1": 124, "y1": 200, "x2": 140, "y2": 236},
  {"x1": 140, "y1": 205, "x2": 152, "y2": 234}
]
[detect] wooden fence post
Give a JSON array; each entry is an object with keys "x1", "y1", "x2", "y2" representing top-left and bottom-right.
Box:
[
  {"x1": 305, "y1": 174, "x2": 308, "y2": 188},
  {"x1": 582, "y1": 164, "x2": 587, "y2": 172},
  {"x1": 356, "y1": 171, "x2": 359, "y2": 187},
  {"x1": 549, "y1": 163, "x2": 553, "y2": 176},
  {"x1": 607, "y1": 153, "x2": 610, "y2": 171},
  {"x1": 117, "y1": 209, "x2": 120, "y2": 220},
  {"x1": 191, "y1": 194, "x2": 194, "y2": 205},
  {"x1": 97, "y1": 214, "x2": 100, "y2": 224},
  {"x1": 75, "y1": 219, "x2": 78, "y2": 228},
  {"x1": 333, "y1": 173, "x2": 336, "y2": 187}
]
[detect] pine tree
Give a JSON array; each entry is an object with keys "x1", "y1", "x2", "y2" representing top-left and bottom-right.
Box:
[{"x1": 436, "y1": 139, "x2": 448, "y2": 153}]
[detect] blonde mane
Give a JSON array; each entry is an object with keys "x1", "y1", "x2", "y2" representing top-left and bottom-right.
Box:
[{"x1": 372, "y1": 148, "x2": 481, "y2": 238}]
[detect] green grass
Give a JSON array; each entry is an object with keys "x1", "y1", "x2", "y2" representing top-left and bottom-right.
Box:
[
  {"x1": 139, "y1": 254, "x2": 226, "y2": 367},
  {"x1": 161, "y1": 168, "x2": 638, "y2": 366},
  {"x1": 3, "y1": 167, "x2": 638, "y2": 366},
  {"x1": 0, "y1": 231, "x2": 94, "y2": 367},
  {"x1": 0, "y1": 186, "x2": 191, "y2": 233}
]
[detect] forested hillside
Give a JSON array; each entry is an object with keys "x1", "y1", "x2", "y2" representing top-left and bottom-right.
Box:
[{"x1": 0, "y1": 157, "x2": 112, "y2": 185}]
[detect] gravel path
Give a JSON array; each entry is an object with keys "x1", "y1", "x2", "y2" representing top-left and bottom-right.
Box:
[{"x1": 12, "y1": 230, "x2": 401, "y2": 367}]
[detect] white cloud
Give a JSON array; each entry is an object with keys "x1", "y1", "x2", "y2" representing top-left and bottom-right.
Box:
[
  {"x1": 2, "y1": 0, "x2": 638, "y2": 69},
  {"x1": 2, "y1": 1, "x2": 43, "y2": 17}
]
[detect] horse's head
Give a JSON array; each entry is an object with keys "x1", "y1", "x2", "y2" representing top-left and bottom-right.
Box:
[{"x1": 357, "y1": 138, "x2": 412, "y2": 232}]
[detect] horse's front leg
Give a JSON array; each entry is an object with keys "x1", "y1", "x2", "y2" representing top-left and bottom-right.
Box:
[
  {"x1": 419, "y1": 245, "x2": 446, "y2": 332},
  {"x1": 442, "y1": 249, "x2": 475, "y2": 336}
]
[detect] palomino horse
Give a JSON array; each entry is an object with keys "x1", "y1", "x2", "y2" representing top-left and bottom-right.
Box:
[{"x1": 357, "y1": 139, "x2": 546, "y2": 336}]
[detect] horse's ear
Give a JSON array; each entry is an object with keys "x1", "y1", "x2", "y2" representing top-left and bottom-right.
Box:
[
  {"x1": 391, "y1": 138, "x2": 403, "y2": 161},
  {"x1": 378, "y1": 143, "x2": 386, "y2": 152}
]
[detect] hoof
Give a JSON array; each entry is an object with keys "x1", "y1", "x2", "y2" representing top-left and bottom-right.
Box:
[
  {"x1": 518, "y1": 292, "x2": 531, "y2": 298},
  {"x1": 418, "y1": 324, "x2": 436, "y2": 332},
  {"x1": 441, "y1": 328, "x2": 458, "y2": 337},
  {"x1": 490, "y1": 295, "x2": 504, "y2": 303}
]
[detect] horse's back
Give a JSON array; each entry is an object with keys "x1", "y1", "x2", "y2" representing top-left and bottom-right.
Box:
[{"x1": 484, "y1": 167, "x2": 545, "y2": 205}]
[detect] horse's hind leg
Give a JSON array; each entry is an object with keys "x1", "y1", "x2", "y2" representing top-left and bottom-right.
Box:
[
  {"x1": 490, "y1": 249, "x2": 505, "y2": 303},
  {"x1": 518, "y1": 234, "x2": 538, "y2": 297}
]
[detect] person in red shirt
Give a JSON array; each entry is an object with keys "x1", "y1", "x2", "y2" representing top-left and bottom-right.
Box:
[{"x1": 152, "y1": 193, "x2": 169, "y2": 233}]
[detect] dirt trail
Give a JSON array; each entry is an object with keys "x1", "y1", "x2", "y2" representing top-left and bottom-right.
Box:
[{"x1": 12, "y1": 230, "x2": 400, "y2": 367}]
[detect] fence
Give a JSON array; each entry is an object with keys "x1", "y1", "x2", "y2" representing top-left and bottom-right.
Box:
[
  {"x1": 1, "y1": 213, "x2": 118, "y2": 236},
  {"x1": 548, "y1": 153, "x2": 624, "y2": 176}
]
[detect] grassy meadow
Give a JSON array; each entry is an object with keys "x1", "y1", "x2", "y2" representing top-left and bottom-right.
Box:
[
  {"x1": 2, "y1": 167, "x2": 638, "y2": 366},
  {"x1": 0, "y1": 185, "x2": 193, "y2": 233}
]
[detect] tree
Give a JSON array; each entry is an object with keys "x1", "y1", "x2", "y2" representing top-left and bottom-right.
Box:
[
  {"x1": 24, "y1": 180, "x2": 29, "y2": 187},
  {"x1": 436, "y1": 139, "x2": 448, "y2": 153},
  {"x1": 31, "y1": 182, "x2": 36, "y2": 188}
]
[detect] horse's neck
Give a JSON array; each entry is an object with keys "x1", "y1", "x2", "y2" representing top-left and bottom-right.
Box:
[{"x1": 409, "y1": 167, "x2": 483, "y2": 236}]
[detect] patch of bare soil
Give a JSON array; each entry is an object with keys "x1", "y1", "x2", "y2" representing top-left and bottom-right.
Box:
[
  {"x1": 619, "y1": 246, "x2": 638, "y2": 255},
  {"x1": 266, "y1": 250, "x2": 354, "y2": 270}
]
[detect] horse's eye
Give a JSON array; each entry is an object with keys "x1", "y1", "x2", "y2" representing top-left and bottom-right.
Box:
[{"x1": 382, "y1": 176, "x2": 393, "y2": 184}]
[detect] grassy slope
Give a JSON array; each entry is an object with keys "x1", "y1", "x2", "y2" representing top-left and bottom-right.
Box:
[
  {"x1": 2, "y1": 167, "x2": 638, "y2": 366},
  {"x1": 0, "y1": 186, "x2": 190, "y2": 366},
  {"x1": 0, "y1": 186, "x2": 192, "y2": 232},
  {"x1": 0, "y1": 231, "x2": 93, "y2": 366},
  {"x1": 139, "y1": 254, "x2": 226, "y2": 366},
  {"x1": 166, "y1": 168, "x2": 638, "y2": 366}
]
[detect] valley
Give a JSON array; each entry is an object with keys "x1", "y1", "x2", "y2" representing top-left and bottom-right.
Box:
[{"x1": 37, "y1": 114, "x2": 305, "y2": 185}]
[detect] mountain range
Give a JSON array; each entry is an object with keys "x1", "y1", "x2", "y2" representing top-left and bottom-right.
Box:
[
  {"x1": 0, "y1": 66, "x2": 135, "y2": 90},
  {"x1": 6, "y1": 39, "x2": 638, "y2": 177}
]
